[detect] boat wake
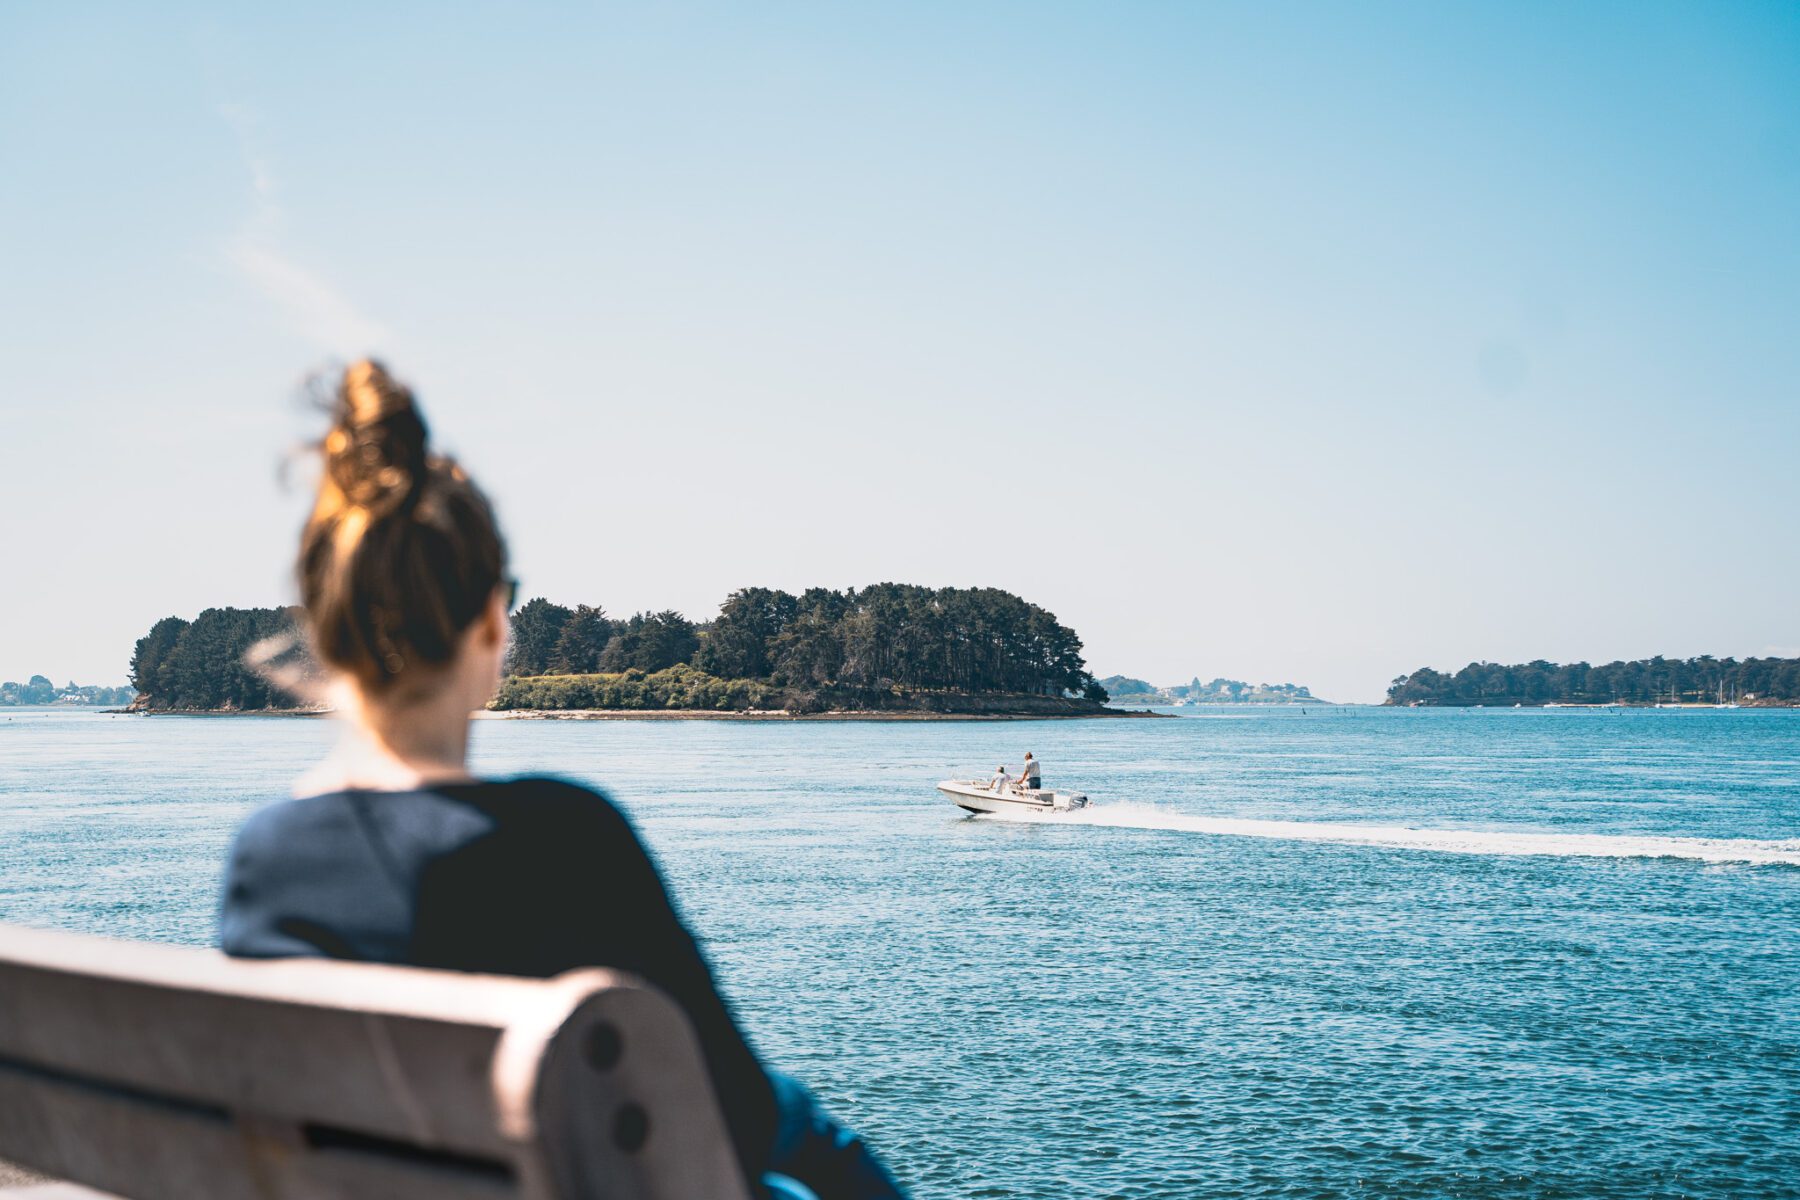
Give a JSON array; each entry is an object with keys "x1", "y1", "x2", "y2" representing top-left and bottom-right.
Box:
[{"x1": 973, "y1": 803, "x2": 1800, "y2": 866}]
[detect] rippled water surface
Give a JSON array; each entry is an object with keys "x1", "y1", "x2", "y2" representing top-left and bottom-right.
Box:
[{"x1": 3, "y1": 706, "x2": 1798, "y2": 1198}]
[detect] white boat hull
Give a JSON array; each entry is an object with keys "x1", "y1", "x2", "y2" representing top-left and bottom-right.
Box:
[{"x1": 937, "y1": 779, "x2": 1089, "y2": 816}]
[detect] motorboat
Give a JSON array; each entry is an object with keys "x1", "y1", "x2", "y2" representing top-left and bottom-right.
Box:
[{"x1": 937, "y1": 778, "x2": 1089, "y2": 816}]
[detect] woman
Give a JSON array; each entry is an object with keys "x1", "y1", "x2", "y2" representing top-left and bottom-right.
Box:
[{"x1": 219, "y1": 360, "x2": 904, "y2": 1200}]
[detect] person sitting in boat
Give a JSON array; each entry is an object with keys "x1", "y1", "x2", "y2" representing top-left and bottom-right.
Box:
[
  {"x1": 988, "y1": 765, "x2": 1014, "y2": 793},
  {"x1": 1019, "y1": 752, "x2": 1041, "y2": 791}
]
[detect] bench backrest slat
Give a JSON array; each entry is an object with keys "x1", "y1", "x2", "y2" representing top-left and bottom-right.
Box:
[
  {"x1": 0, "y1": 925, "x2": 752, "y2": 1200},
  {"x1": 0, "y1": 1061, "x2": 518, "y2": 1200}
]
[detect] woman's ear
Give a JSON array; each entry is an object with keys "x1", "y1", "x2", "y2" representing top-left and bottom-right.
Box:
[{"x1": 480, "y1": 590, "x2": 508, "y2": 649}]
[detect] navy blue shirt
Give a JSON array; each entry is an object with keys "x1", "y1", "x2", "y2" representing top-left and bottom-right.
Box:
[{"x1": 219, "y1": 776, "x2": 778, "y2": 1182}]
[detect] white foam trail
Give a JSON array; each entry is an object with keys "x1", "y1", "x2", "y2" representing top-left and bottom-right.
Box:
[{"x1": 977, "y1": 803, "x2": 1800, "y2": 866}]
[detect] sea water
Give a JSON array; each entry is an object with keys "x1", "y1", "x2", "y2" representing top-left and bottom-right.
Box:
[{"x1": 1, "y1": 706, "x2": 1796, "y2": 1198}]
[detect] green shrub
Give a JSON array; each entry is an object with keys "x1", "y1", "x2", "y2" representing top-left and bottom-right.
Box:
[{"x1": 491, "y1": 666, "x2": 777, "y2": 712}]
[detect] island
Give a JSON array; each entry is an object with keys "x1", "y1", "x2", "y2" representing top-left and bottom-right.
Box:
[
  {"x1": 1097, "y1": 675, "x2": 1328, "y2": 706},
  {"x1": 1385, "y1": 657, "x2": 1800, "y2": 706},
  {"x1": 125, "y1": 585, "x2": 1138, "y2": 718}
]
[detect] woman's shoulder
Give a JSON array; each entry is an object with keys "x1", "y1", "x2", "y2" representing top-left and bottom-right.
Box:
[
  {"x1": 415, "y1": 776, "x2": 644, "y2": 849},
  {"x1": 450, "y1": 777, "x2": 644, "y2": 858},
  {"x1": 233, "y1": 790, "x2": 358, "y2": 848},
  {"x1": 453, "y1": 775, "x2": 625, "y2": 820},
  {"x1": 235, "y1": 776, "x2": 626, "y2": 844},
  {"x1": 476, "y1": 773, "x2": 609, "y2": 800}
]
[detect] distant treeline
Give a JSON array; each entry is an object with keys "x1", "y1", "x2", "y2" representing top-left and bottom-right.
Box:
[
  {"x1": 1, "y1": 676, "x2": 136, "y2": 706},
  {"x1": 130, "y1": 608, "x2": 302, "y2": 711},
  {"x1": 1099, "y1": 675, "x2": 1323, "y2": 705},
  {"x1": 1387, "y1": 657, "x2": 1800, "y2": 707},
  {"x1": 125, "y1": 585, "x2": 1103, "y2": 712},
  {"x1": 506, "y1": 585, "x2": 1105, "y2": 709}
]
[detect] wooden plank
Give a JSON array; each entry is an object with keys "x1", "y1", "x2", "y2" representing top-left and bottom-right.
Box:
[
  {"x1": 0, "y1": 1059, "x2": 524, "y2": 1200},
  {"x1": 0, "y1": 925, "x2": 753, "y2": 1200},
  {"x1": 0, "y1": 927, "x2": 566, "y2": 1020},
  {"x1": 0, "y1": 927, "x2": 610, "y2": 1157}
]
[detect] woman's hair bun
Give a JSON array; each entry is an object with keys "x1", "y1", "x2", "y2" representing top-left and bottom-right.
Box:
[
  {"x1": 324, "y1": 359, "x2": 430, "y2": 515},
  {"x1": 296, "y1": 358, "x2": 508, "y2": 693}
]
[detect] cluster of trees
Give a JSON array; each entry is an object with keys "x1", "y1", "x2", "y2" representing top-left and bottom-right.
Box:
[
  {"x1": 129, "y1": 608, "x2": 302, "y2": 711},
  {"x1": 1097, "y1": 675, "x2": 1322, "y2": 705},
  {"x1": 122, "y1": 585, "x2": 1101, "y2": 713},
  {"x1": 0, "y1": 677, "x2": 136, "y2": 706},
  {"x1": 507, "y1": 584, "x2": 1104, "y2": 703},
  {"x1": 1387, "y1": 656, "x2": 1800, "y2": 706},
  {"x1": 1175, "y1": 677, "x2": 1318, "y2": 704},
  {"x1": 508, "y1": 602, "x2": 701, "y2": 677}
]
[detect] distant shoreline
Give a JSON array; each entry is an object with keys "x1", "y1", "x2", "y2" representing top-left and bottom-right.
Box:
[
  {"x1": 113, "y1": 701, "x2": 1799, "y2": 717},
  {"x1": 130, "y1": 706, "x2": 1165, "y2": 721},
  {"x1": 1387, "y1": 700, "x2": 1799, "y2": 709},
  {"x1": 1111, "y1": 700, "x2": 1334, "y2": 708},
  {"x1": 483, "y1": 708, "x2": 1166, "y2": 722},
  {"x1": 130, "y1": 707, "x2": 329, "y2": 717}
]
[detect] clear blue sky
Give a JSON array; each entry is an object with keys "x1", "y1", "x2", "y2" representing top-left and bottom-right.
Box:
[{"x1": 3, "y1": 3, "x2": 1797, "y2": 702}]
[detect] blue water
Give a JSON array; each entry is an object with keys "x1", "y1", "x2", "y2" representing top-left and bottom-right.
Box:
[{"x1": 2, "y1": 706, "x2": 1798, "y2": 1198}]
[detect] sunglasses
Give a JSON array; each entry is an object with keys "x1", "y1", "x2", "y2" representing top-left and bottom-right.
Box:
[{"x1": 502, "y1": 576, "x2": 520, "y2": 612}]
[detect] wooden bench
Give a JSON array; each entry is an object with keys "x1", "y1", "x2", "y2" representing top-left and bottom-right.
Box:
[{"x1": 0, "y1": 924, "x2": 751, "y2": 1199}]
